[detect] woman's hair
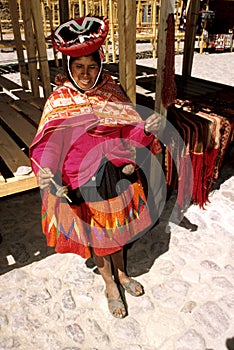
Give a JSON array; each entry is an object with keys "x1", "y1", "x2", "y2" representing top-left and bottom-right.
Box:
[{"x1": 69, "y1": 50, "x2": 102, "y2": 68}]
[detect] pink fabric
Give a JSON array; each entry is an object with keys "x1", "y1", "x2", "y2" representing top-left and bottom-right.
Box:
[
  {"x1": 31, "y1": 120, "x2": 153, "y2": 189},
  {"x1": 30, "y1": 74, "x2": 157, "y2": 189}
]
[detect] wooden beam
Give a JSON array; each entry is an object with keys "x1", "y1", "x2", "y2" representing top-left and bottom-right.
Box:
[
  {"x1": 109, "y1": 0, "x2": 116, "y2": 63},
  {"x1": 117, "y1": 0, "x2": 136, "y2": 104},
  {"x1": 59, "y1": 0, "x2": 70, "y2": 72},
  {"x1": 59, "y1": 0, "x2": 70, "y2": 23},
  {"x1": 0, "y1": 173, "x2": 38, "y2": 197},
  {"x1": 46, "y1": 2, "x2": 59, "y2": 67},
  {"x1": 0, "y1": 102, "x2": 37, "y2": 148},
  {"x1": 79, "y1": 0, "x2": 84, "y2": 16},
  {"x1": 153, "y1": 0, "x2": 175, "y2": 213},
  {"x1": 0, "y1": 126, "x2": 31, "y2": 173},
  {"x1": 7, "y1": 0, "x2": 29, "y2": 90},
  {"x1": 10, "y1": 100, "x2": 42, "y2": 127},
  {"x1": 182, "y1": 0, "x2": 200, "y2": 77},
  {"x1": 30, "y1": 0, "x2": 52, "y2": 98},
  {"x1": 155, "y1": 0, "x2": 175, "y2": 118},
  {"x1": 21, "y1": 0, "x2": 40, "y2": 97}
]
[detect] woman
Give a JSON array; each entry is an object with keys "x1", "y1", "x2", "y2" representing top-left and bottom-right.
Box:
[{"x1": 30, "y1": 16, "x2": 161, "y2": 318}]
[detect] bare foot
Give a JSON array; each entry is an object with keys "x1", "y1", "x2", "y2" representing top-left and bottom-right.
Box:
[
  {"x1": 105, "y1": 280, "x2": 126, "y2": 318},
  {"x1": 118, "y1": 275, "x2": 144, "y2": 296}
]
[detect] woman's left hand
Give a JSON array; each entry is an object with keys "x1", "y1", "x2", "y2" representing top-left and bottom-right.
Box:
[{"x1": 144, "y1": 113, "x2": 161, "y2": 134}]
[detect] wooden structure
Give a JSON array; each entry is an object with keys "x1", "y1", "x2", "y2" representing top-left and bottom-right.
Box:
[
  {"x1": 0, "y1": 76, "x2": 45, "y2": 196},
  {"x1": 0, "y1": 0, "x2": 233, "y2": 198}
]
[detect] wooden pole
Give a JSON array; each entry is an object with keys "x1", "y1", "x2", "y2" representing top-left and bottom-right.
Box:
[
  {"x1": 101, "y1": 0, "x2": 109, "y2": 62},
  {"x1": 21, "y1": 0, "x2": 40, "y2": 97},
  {"x1": 136, "y1": 0, "x2": 141, "y2": 28},
  {"x1": 152, "y1": 0, "x2": 157, "y2": 59},
  {"x1": 79, "y1": 0, "x2": 84, "y2": 17},
  {"x1": 30, "y1": 0, "x2": 52, "y2": 98},
  {"x1": 155, "y1": 0, "x2": 175, "y2": 117},
  {"x1": 59, "y1": 0, "x2": 70, "y2": 23},
  {"x1": 40, "y1": 0, "x2": 47, "y2": 38},
  {"x1": 153, "y1": 0, "x2": 176, "y2": 214},
  {"x1": 85, "y1": 0, "x2": 89, "y2": 15},
  {"x1": 117, "y1": 0, "x2": 136, "y2": 103},
  {"x1": 47, "y1": 0, "x2": 59, "y2": 67},
  {"x1": 199, "y1": 0, "x2": 209, "y2": 54},
  {"x1": 8, "y1": 0, "x2": 29, "y2": 90},
  {"x1": 109, "y1": 0, "x2": 116, "y2": 62},
  {"x1": 182, "y1": 0, "x2": 200, "y2": 76},
  {"x1": 58, "y1": 0, "x2": 70, "y2": 72}
]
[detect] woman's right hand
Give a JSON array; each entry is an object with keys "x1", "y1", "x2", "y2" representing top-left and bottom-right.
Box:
[{"x1": 38, "y1": 168, "x2": 53, "y2": 190}]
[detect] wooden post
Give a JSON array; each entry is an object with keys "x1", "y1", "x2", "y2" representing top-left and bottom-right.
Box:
[
  {"x1": 101, "y1": 0, "x2": 109, "y2": 62},
  {"x1": 40, "y1": 0, "x2": 47, "y2": 38},
  {"x1": 153, "y1": 0, "x2": 176, "y2": 215},
  {"x1": 21, "y1": 0, "x2": 40, "y2": 97},
  {"x1": 155, "y1": 0, "x2": 175, "y2": 118},
  {"x1": 109, "y1": 0, "x2": 116, "y2": 62},
  {"x1": 117, "y1": 0, "x2": 136, "y2": 103},
  {"x1": 85, "y1": 0, "x2": 89, "y2": 14},
  {"x1": 79, "y1": 0, "x2": 84, "y2": 17},
  {"x1": 30, "y1": 0, "x2": 52, "y2": 98},
  {"x1": 136, "y1": 0, "x2": 141, "y2": 28},
  {"x1": 152, "y1": 0, "x2": 157, "y2": 59},
  {"x1": 59, "y1": 0, "x2": 70, "y2": 23},
  {"x1": 199, "y1": 0, "x2": 209, "y2": 54},
  {"x1": 58, "y1": 0, "x2": 70, "y2": 72},
  {"x1": 182, "y1": 0, "x2": 200, "y2": 76},
  {"x1": 102, "y1": 0, "x2": 108, "y2": 15},
  {"x1": 46, "y1": 1, "x2": 59, "y2": 67},
  {"x1": 8, "y1": 0, "x2": 29, "y2": 90}
]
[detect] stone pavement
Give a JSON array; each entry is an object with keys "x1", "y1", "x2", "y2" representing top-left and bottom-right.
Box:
[{"x1": 0, "y1": 158, "x2": 233, "y2": 349}]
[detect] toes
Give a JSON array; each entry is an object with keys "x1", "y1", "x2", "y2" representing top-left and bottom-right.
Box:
[{"x1": 113, "y1": 308, "x2": 126, "y2": 318}]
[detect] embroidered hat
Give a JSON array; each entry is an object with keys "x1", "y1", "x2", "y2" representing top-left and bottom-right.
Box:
[{"x1": 52, "y1": 16, "x2": 109, "y2": 57}]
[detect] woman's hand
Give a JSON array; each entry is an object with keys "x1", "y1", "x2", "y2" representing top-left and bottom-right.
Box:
[
  {"x1": 38, "y1": 168, "x2": 53, "y2": 190},
  {"x1": 144, "y1": 113, "x2": 161, "y2": 135},
  {"x1": 122, "y1": 164, "x2": 135, "y2": 175}
]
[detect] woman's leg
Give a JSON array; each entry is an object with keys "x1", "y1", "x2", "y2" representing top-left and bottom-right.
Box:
[
  {"x1": 111, "y1": 250, "x2": 144, "y2": 296},
  {"x1": 93, "y1": 253, "x2": 126, "y2": 318}
]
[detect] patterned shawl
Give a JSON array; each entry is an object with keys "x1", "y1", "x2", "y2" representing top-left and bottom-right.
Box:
[{"x1": 31, "y1": 73, "x2": 143, "y2": 148}]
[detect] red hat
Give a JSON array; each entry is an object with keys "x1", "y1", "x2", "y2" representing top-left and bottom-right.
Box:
[{"x1": 52, "y1": 16, "x2": 109, "y2": 57}]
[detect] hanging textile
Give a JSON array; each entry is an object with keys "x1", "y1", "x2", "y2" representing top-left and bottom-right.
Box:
[{"x1": 165, "y1": 91, "x2": 234, "y2": 211}]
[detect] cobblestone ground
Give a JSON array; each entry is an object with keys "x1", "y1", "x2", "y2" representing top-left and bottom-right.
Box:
[{"x1": 0, "y1": 158, "x2": 233, "y2": 349}]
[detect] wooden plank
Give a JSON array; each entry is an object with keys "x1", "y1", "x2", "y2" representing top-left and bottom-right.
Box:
[
  {"x1": 21, "y1": 0, "x2": 40, "y2": 97},
  {"x1": 58, "y1": 0, "x2": 70, "y2": 72},
  {"x1": 182, "y1": 0, "x2": 200, "y2": 77},
  {"x1": 12, "y1": 90, "x2": 33, "y2": 100},
  {"x1": 27, "y1": 97, "x2": 46, "y2": 110},
  {"x1": 0, "y1": 172, "x2": 38, "y2": 197},
  {"x1": 0, "y1": 75, "x2": 24, "y2": 91},
  {"x1": 0, "y1": 102, "x2": 37, "y2": 148},
  {"x1": 0, "y1": 92, "x2": 13, "y2": 103},
  {"x1": 0, "y1": 75, "x2": 32, "y2": 101},
  {"x1": 30, "y1": 0, "x2": 52, "y2": 98},
  {"x1": 0, "y1": 126, "x2": 31, "y2": 173},
  {"x1": 117, "y1": 0, "x2": 136, "y2": 103},
  {"x1": 155, "y1": 0, "x2": 175, "y2": 117},
  {"x1": 10, "y1": 100, "x2": 42, "y2": 127},
  {"x1": 109, "y1": 0, "x2": 116, "y2": 63},
  {"x1": 8, "y1": 0, "x2": 29, "y2": 90}
]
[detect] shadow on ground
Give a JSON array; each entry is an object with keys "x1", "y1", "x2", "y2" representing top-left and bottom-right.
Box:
[
  {"x1": 0, "y1": 148, "x2": 233, "y2": 276},
  {"x1": 0, "y1": 189, "x2": 54, "y2": 275}
]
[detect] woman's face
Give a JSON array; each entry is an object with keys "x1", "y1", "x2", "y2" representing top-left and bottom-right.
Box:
[{"x1": 70, "y1": 55, "x2": 100, "y2": 90}]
